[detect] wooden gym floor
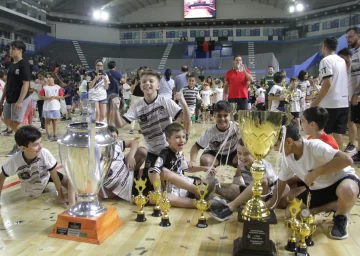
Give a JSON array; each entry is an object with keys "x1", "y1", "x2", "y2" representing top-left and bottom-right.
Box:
[{"x1": 0, "y1": 114, "x2": 360, "y2": 256}]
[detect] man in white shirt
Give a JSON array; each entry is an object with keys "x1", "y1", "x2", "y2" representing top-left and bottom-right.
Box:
[
  {"x1": 311, "y1": 37, "x2": 349, "y2": 150},
  {"x1": 268, "y1": 122, "x2": 359, "y2": 240}
]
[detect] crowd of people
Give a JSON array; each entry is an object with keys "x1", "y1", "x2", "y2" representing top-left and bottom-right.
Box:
[{"x1": 0, "y1": 27, "x2": 360, "y2": 242}]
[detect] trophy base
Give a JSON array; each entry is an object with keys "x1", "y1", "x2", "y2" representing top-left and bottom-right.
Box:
[
  {"x1": 135, "y1": 213, "x2": 147, "y2": 222},
  {"x1": 295, "y1": 247, "x2": 309, "y2": 256},
  {"x1": 233, "y1": 237, "x2": 276, "y2": 256},
  {"x1": 237, "y1": 207, "x2": 278, "y2": 224},
  {"x1": 49, "y1": 205, "x2": 123, "y2": 244},
  {"x1": 196, "y1": 218, "x2": 208, "y2": 228},
  {"x1": 159, "y1": 217, "x2": 171, "y2": 227},
  {"x1": 285, "y1": 241, "x2": 297, "y2": 252},
  {"x1": 152, "y1": 208, "x2": 162, "y2": 217},
  {"x1": 306, "y1": 236, "x2": 314, "y2": 247}
]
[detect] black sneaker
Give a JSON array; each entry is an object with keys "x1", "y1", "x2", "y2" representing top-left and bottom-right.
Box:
[
  {"x1": 345, "y1": 143, "x2": 357, "y2": 154},
  {"x1": 209, "y1": 204, "x2": 233, "y2": 222},
  {"x1": 351, "y1": 153, "x2": 360, "y2": 164},
  {"x1": 330, "y1": 215, "x2": 348, "y2": 240},
  {"x1": 6, "y1": 145, "x2": 19, "y2": 157}
]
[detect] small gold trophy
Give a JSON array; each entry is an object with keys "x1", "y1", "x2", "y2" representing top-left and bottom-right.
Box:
[
  {"x1": 303, "y1": 192, "x2": 315, "y2": 247},
  {"x1": 132, "y1": 178, "x2": 149, "y2": 222},
  {"x1": 284, "y1": 198, "x2": 302, "y2": 252},
  {"x1": 159, "y1": 189, "x2": 171, "y2": 227},
  {"x1": 148, "y1": 179, "x2": 162, "y2": 217},
  {"x1": 295, "y1": 214, "x2": 316, "y2": 256},
  {"x1": 193, "y1": 182, "x2": 211, "y2": 228}
]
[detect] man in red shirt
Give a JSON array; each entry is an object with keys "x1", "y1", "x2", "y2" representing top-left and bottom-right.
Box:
[{"x1": 223, "y1": 55, "x2": 253, "y2": 110}]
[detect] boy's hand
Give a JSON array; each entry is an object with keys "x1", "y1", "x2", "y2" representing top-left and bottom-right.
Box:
[
  {"x1": 208, "y1": 168, "x2": 217, "y2": 176},
  {"x1": 188, "y1": 161, "x2": 197, "y2": 170},
  {"x1": 175, "y1": 92, "x2": 186, "y2": 104},
  {"x1": 126, "y1": 155, "x2": 136, "y2": 170}
]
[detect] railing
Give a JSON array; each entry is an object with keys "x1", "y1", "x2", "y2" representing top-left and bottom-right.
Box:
[{"x1": 0, "y1": 37, "x2": 35, "y2": 52}]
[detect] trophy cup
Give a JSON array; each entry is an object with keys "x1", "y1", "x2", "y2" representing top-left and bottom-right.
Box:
[
  {"x1": 284, "y1": 198, "x2": 302, "y2": 252},
  {"x1": 193, "y1": 183, "x2": 211, "y2": 228},
  {"x1": 295, "y1": 212, "x2": 316, "y2": 256},
  {"x1": 132, "y1": 178, "x2": 149, "y2": 222},
  {"x1": 303, "y1": 192, "x2": 315, "y2": 247},
  {"x1": 148, "y1": 179, "x2": 162, "y2": 217},
  {"x1": 233, "y1": 110, "x2": 291, "y2": 256},
  {"x1": 49, "y1": 103, "x2": 123, "y2": 244},
  {"x1": 159, "y1": 190, "x2": 171, "y2": 227}
]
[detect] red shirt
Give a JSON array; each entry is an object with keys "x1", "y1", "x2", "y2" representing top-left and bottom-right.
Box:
[
  {"x1": 225, "y1": 68, "x2": 250, "y2": 99},
  {"x1": 307, "y1": 132, "x2": 339, "y2": 150}
]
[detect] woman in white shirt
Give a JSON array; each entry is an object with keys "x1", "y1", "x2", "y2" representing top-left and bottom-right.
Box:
[
  {"x1": 158, "y1": 69, "x2": 175, "y2": 99},
  {"x1": 88, "y1": 60, "x2": 109, "y2": 122}
]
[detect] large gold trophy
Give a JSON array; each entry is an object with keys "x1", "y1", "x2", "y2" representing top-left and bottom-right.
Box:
[
  {"x1": 132, "y1": 178, "x2": 149, "y2": 222},
  {"x1": 193, "y1": 183, "x2": 211, "y2": 228},
  {"x1": 233, "y1": 110, "x2": 291, "y2": 256}
]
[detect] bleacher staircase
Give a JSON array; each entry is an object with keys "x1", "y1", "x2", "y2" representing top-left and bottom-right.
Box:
[
  {"x1": 72, "y1": 41, "x2": 89, "y2": 69},
  {"x1": 158, "y1": 43, "x2": 173, "y2": 70},
  {"x1": 248, "y1": 42, "x2": 256, "y2": 81}
]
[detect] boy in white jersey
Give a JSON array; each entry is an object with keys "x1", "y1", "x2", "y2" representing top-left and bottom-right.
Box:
[
  {"x1": 200, "y1": 83, "x2": 213, "y2": 122},
  {"x1": 268, "y1": 72, "x2": 287, "y2": 112},
  {"x1": 113, "y1": 70, "x2": 204, "y2": 197},
  {"x1": 268, "y1": 122, "x2": 360, "y2": 240},
  {"x1": 288, "y1": 77, "x2": 303, "y2": 129},
  {"x1": 179, "y1": 72, "x2": 201, "y2": 142},
  {"x1": 0, "y1": 126, "x2": 74, "y2": 206},
  {"x1": 190, "y1": 101, "x2": 238, "y2": 169},
  {"x1": 99, "y1": 125, "x2": 146, "y2": 202},
  {"x1": 210, "y1": 138, "x2": 281, "y2": 222}
]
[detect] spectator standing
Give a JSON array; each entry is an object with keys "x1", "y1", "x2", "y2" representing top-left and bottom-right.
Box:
[
  {"x1": 106, "y1": 61, "x2": 124, "y2": 125},
  {"x1": 129, "y1": 66, "x2": 145, "y2": 134},
  {"x1": 174, "y1": 65, "x2": 189, "y2": 92},
  {"x1": 159, "y1": 69, "x2": 175, "y2": 99}
]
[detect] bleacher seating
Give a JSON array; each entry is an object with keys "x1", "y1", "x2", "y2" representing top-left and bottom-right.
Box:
[
  {"x1": 168, "y1": 43, "x2": 187, "y2": 59},
  {"x1": 38, "y1": 41, "x2": 80, "y2": 65}
]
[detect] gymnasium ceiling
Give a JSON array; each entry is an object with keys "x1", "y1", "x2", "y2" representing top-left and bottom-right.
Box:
[{"x1": 40, "y1": 0, "x2": 355, "y2": 19}]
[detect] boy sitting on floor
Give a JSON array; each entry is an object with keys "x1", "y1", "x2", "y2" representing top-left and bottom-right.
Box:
[
  {"x1": 0, "y1": 125, "x2": 74, "y2": 206},
  {"x1": 150, "y1": 123, "x2": 216, "y2": 208},
  {"x1": 268, "y1": 121, "x2": 359, "y2": 240},
  {"x1": 99, "y1": 125, "x2": 147, "y2": 202}
]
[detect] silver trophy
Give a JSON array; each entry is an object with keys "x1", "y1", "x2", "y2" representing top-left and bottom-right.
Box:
[{"x1": 58, "y1": 102, "x2": 115, "y2": 217}]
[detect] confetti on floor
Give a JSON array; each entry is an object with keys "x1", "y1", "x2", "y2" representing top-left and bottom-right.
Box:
[
  {"x1": 220, "y1": 236, "x2": 228, "y2": 239},
  {"x1": 145, "y1": 238, "x2": 155, "y2": 241},
  {"x1": 180, "y1": 245, "x2": 188, "y2": 249},
  {"x1": 135, "y1": 247, "x2": 145, "y2": 250},
  {"x1": 139, "y1": 250, "x2": 147, "y2": 255},
  {"x1": 208, "y1": 237, "x2": 215, "y2": 241}
]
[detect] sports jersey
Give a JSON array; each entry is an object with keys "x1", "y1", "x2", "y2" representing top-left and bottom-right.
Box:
[
  {"x1": 200, "y1": 90, "x2": 213, "y2": 106},
  {"x1": 39, "y1": 84, "x2": 64, "y2": 111},
  {"x1": 122, "y1": 95, "x2": 182, "y2": 155},
  {"x1": 196, "y1": 122, "x2": 238, "y2": 155},
  {"x1": 290, "y1": 88, "x2": 303, "y2": 113},
  {"x1": 1, "y1": 148, "x2": 57, "y2": 197},
  {"x1": 269, "y1": 84, "x2": 286, "y2": 111},
  {"x1": 307, "y1": 132, "x2": 339, "y2": 150},
  {"x1": 88, "y1": 74, "x2": 110, "y2": 101},
  {"x1": 180, "y1": 86, "x2": 201, "y2": 114},
  {"x1": 103, "y1": 140, "x2": 133, "y2": 202}
]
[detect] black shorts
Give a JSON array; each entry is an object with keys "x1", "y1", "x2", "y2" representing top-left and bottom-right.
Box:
[
  {"x1": 256, "y1": 103, "x2": 266, "y2": 111},
  {"x1": 296, "y1": 175, "x2": 360, "y2": 209},
  {"x1": 228, "y1": 98, "x2": 248, "y2": 110},
  {"x1": 48, "y1": 171, "x2": 64, "y2": 183},
  {"x1": 324, "y1": 107, "x2": 348, "y2": 134},
  {"x1": 202, "y1": 150, "x2": 237, "y2": 168},
  {"x1": 350, "y1": 103, "x2": 360, "y2": 124},
  {"x1": 131, "y1": 152, "x2": 156, "y2": 196},
  {"x1": 291, "y1": 112, "x2": 300, "y2": 119}
]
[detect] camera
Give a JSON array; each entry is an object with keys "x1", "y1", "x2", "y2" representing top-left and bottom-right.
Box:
[{"x1": 98, "y1": 70, "x2": 103, "y2": 75}]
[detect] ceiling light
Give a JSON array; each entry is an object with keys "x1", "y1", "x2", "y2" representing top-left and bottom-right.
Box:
[
  {"x1": 296, "y1": 3, "x2": 304, "y2": 12},
  {"x1": 93, "y1": 10, "x2": 100, "y2": 19},
  {"x1": 101, "y1": 11, "x2": 109, "y2": 20},
  {"x1": 289, "y1": 5, "x2": 295, "y2": 13}
]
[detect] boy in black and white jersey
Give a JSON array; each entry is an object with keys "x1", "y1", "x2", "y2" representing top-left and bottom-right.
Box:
[
  {"x1": 113, "y1": 70, "x2": 202, "y2": 197},
  {"x1": 99, "y1": 125, "x2": 147, "y2": 202},
  {"x1": 0, "y1": 126, "x2": 73, "y2": 206},
  {"x1": 190, "y1": 101, "x2": 239, "y2": 169}
]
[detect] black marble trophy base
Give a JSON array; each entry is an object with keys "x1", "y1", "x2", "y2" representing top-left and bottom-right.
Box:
[
  {"x1": 196, "y1": 218, "x2": 208, "y2": 228},
  {"x1": 135, "y1": 213, "x2": 146, "y2": 222},
  {"x1": 159, "y1": 217, "x2": 171, "y2": 227},
  {"x1": 306, "y1": 235, "x2": 314, "y2": 246},
  {"x1": 233, "y1": 237, "x2": 276, "y2": 256},
  {"x1": 285, "y1": 241, "x2": 297, "y2": 252},
  {"x1": 152, "y1": 208, "x2": 162, "y2": 217},
  {"x1": 295, "y1": 247, "x2": 310, "y2": 256}
]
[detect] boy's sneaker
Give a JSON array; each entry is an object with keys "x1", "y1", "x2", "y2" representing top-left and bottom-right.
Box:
[
  {"x1": 345, "y1": 143, "x2": 356, "y2": 154},
  {"x1": 61, "y1": 117, "x2": 66, "y2": 121},
  {"x1": 6, "y1": 145, "x2": 19, "y2": 157},
  {"x1": 185, "y1": 134, "x2": 189, "y2": 144},
  {"x1": 52, "y1": 136, "x2": 59, "y2": 142},
  {"x1": 209, "y1": 204, "x2": 233, "y2": 222},
  {"x1": 129, "y1": 129, "x2": 134, "y2": 134},
  {"x1": 66, "y1": 118, "x2": 72, "y2": 121},
  {"x1": 330, "y1": 215, "x2": 348, "y2": 240},
  {"x1": 47, "y1": 135, "x2": 53, "y2": 141},
  {"x1": 210, "y1": 196, "x2": 228, "y2": 211},
  {"x1": 351, "y1": 153, "x2": 360, "y2": 164},
  {"x1": 3, "y1": 130, "x2": 14, "y2": 136}
]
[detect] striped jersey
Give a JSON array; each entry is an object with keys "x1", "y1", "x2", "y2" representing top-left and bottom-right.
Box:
[
  {"x1": 196, "y1": 121, "x2": 239, "y2": 155},
  {"x1": 1, "y1": 148, "x2": 57, "y2": 197},
  {"x1": 180, "y1": 86, "x2": 201, "y2": 114},
  {"x1": 103, "y1": 140, "x2": 133, "y2": 202},
  {"x1": 123, "y1": 95, "x2": 182, "y2": 155}
]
